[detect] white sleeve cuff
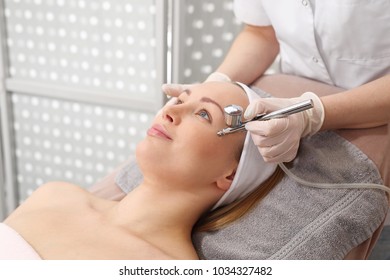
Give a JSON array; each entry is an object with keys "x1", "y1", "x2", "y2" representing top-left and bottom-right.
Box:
[{"x1": 234, "y1": 0, "x2": 271, "y2": 26}]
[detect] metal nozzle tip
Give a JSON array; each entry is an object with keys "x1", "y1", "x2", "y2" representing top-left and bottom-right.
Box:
[{"x1": 217, "y1": 130, "x2": 225, "y2": 137}]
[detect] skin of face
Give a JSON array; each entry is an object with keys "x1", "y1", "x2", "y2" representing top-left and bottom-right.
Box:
[{"x1": 136, "y1": 82, "x2": 249, "y2": 197}]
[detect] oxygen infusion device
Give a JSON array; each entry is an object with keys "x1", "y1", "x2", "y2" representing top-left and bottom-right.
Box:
[
  {"x1": 217, "y1": 99, "x2": 314, "y2": 136},
  {"x1": 217, "y1": 98, "x2": 390, "y2": 195}
]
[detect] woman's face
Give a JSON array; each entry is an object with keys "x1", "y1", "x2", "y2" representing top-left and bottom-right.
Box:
[{"x1": 136, "y1": 82, "x2": 249, "y2": 190}]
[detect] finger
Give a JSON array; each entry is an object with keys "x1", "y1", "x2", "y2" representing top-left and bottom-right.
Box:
[
  {"x1": 244, "y1": 98, "x2": 284, "y2": 119},
  {"x1": 161, "y1": 84, "x2": 185, "y2": 97},
  {"x1": 259, "y1": 141, "x2": 299, "y2": 163},
  {"x1": 251, "y1": 130, "x2": 296, "y2": 149},
  {"x1": 244, "y1": 100, "x2": 267, "y2": 119},
  {"x1": 164, "y1": 97, "x2": 178, "y2": 106},
  {"x1": 245, "y1": 118, "x2": 289, "y2": 137}
]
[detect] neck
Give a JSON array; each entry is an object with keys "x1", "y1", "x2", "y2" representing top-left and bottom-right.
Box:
[{"x1": 106, "y1": 180, "x2": 213, "y2": 247}]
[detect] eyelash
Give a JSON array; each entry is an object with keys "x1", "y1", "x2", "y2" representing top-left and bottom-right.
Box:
[
  {"x1": 175, "y1": 99, "x2": 212, "y2": 122},
  {"x1": 197, "y1": 109, "x2": 211, "y2": 122}
]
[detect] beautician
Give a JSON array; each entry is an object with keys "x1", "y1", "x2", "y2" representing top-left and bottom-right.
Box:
[{"x1": 163, "y1": 0, "x2": 390, "y2": 163}]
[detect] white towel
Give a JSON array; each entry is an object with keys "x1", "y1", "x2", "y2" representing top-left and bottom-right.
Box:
[{"x1": 0, "y1": 223, "x2": 41, "y2": 260}]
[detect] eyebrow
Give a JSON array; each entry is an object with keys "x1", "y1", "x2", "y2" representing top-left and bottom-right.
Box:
[
  {"x1": 200, "y1": 97, "x2": 225, "y2": 117},
  {"x1": 182, "y1": 89, "x2": 225, "y2": 118}
]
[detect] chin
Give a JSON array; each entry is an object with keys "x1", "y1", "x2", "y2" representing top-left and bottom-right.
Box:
[
  {"x1": 135, "y1": 139, "x2": 150, "y2": 170},
  {"x1": 135, "y1": 139, "x2": 168, "y2": 178},
  {"x1": 135, "y1": 140, "x2": 192, "y2": 187}
]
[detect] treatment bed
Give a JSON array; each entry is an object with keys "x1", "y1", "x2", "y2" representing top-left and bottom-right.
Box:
[{"x1": 89, "y1": 74, "x2": 390, "y2": 259}]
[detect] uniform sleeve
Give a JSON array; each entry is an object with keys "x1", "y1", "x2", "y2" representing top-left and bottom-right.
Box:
[{"x1": 234, "y1": 0, "x2": 271, "y2": 26}]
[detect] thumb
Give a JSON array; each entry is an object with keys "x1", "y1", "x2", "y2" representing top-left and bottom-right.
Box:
[
  {"x1": 161, "y1": 84, "x2": 186, "y2": 97},
  {"x1": 244, "y1": 98, "x2": 285, "y2": 119},
  {"x1": 244, "y1": 99, "x2": 268, "y2": 119}
]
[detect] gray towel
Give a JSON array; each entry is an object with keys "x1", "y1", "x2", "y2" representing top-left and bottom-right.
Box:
[
  {"x1": 116, "y1": 131, "x2": 388, "y2": 259},
  {"x1": 192, "y1": 131, "x2": 388, "y2": 259}
]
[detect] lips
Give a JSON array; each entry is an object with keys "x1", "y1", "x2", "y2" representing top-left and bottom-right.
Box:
[{"x1": 147, "y1": 124, "x2": 172, "y2": 140}]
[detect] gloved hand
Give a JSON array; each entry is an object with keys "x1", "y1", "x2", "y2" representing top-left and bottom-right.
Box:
[
  {"x1": 161, "y1": 72, "x2": 231, "y2": 97},
  {"x1": 244, "y1": 92, "x2": 325, "y2": 163}
]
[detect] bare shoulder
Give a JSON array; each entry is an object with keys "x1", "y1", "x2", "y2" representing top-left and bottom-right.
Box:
[
  {"x1": 35, "y1": 181, "x2": 88, "y2": 198},
  {"x1": 26, "y1": 181, "x2": 92, "y2": 207},
  {"x1": 4, "y1": 182, "x2": 90, "y2": 222}
]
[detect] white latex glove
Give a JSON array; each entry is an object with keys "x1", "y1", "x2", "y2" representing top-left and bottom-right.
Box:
[
  {"x1": 244, "y1": 92, "x2": 325, "y2": 163},
  {"x1": 204, "y1": 72, "x2": 231, "y2": 83},
  {"x1": 161, "y1": 83, "x2": 192, "y2": 98},
  {"x1": 161, "y1": 72, "x2": 231, "y2": 97}
]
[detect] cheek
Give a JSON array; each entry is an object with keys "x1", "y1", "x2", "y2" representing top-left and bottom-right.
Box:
[
  {"x1": 135, "y1": 125, "x2": 244, "y2": 184},
  {"x1": 180, "y1": 133, "x2": 237, "y2": 170},
  {"x1": 183, "y1": 132, "x2": 221, "y2": 156}
]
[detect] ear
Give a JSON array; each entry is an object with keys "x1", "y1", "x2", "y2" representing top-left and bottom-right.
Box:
[{"x1": 216, "y1": 169, "x2": 236, "y2": 191}]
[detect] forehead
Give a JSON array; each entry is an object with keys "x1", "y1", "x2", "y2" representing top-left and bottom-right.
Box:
[{"x1": 189, "y1": 82, "x2": 249, "y2": 108}]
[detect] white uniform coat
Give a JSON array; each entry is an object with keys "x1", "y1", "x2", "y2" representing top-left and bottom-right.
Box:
[{"x1": 234, "y1": 0, "x2": 390, "y2": 89}]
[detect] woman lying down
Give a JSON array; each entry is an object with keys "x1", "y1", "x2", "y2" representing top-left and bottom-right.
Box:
[{"x1": 1, "y1": 82, "x2": 283, "y2": 260}]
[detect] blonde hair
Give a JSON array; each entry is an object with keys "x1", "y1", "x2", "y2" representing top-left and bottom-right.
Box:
[{"x1": 195, "y1": 165, "x2": 284, "y2": 232}]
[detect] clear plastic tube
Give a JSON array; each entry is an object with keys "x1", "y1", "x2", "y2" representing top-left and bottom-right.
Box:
[{"x1": 278, "y1": 162, "x2": 390, "y2": 195}]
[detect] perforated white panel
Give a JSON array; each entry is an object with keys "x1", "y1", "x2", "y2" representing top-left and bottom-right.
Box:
[
  {"x1": 4, "y1": 0, "x2": 159, "y2": 100},
  {"x1": 0, "y1": 0, "x2": 165, "y2": 207},
  {"x1": 0, "y1": 118, "x2": 4, "y2": 199},
  {"x1": 173, "y1": 0, "x2": 242, "y2": 83},
  {"x1": 1, "y1": 0, "x2": 257, "y2": 211},
  {"x1": 12, "y1": 93, "x2": 153, "y2": 202}
]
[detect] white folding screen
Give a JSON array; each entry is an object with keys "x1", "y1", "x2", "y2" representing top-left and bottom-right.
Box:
[
  {"x1": 0, "y1": 0, "x2": 168, "y2": 215},
  {"x1": 4, "y1": 0, "x2": 167, "y2": 109},
  {"x1": 172, "y1": 0, "x2": 242, "y2": 83},
  {"x1": 0, "y1": 0, "x2": 11, "y2": 218},
  {"x1": 0, "y1": 0, "x2": 241, "y2": 217},
  {"x1": 0, "y1": 127, "x2": 5, "y2": 218}
]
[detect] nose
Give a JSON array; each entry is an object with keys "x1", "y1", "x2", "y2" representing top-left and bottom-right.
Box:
[{"x1": 162, "y1": 103, "x2": 182, "y2": 125}]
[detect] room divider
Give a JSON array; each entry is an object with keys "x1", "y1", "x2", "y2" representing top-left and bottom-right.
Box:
[{"x1": 0, "y1": 0, "x2": 241, "y2": 218}]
